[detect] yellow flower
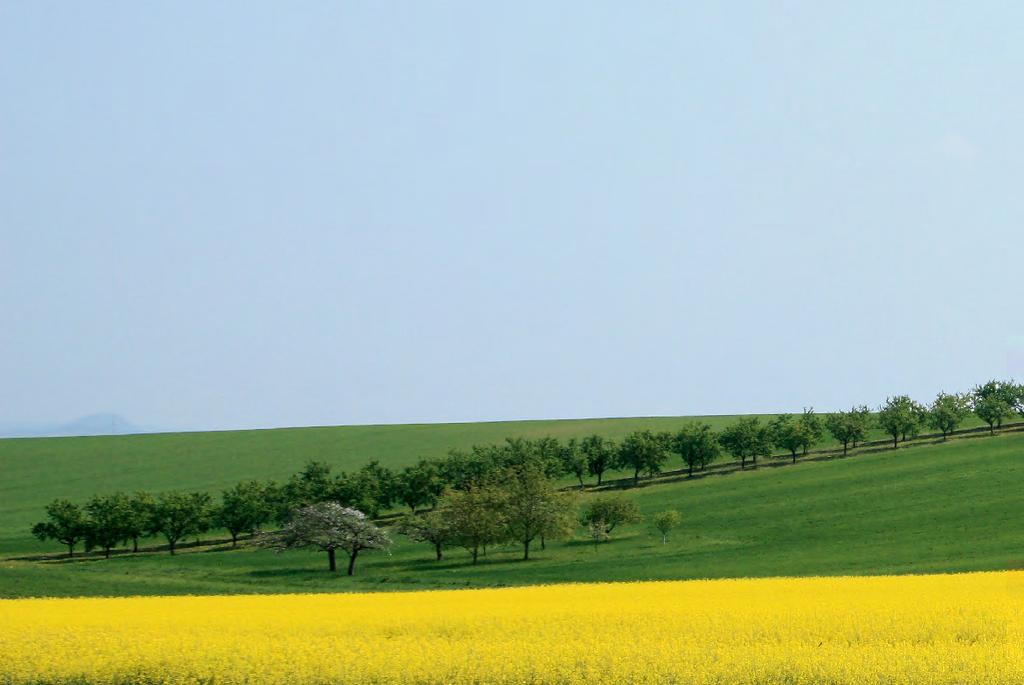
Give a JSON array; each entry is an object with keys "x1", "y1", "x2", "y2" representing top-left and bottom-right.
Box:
[{"x1": 1, "y1": 571, "x2": 1023, "y2": 684}]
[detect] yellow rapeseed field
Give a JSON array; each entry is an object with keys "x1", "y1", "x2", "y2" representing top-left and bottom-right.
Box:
[{"x1": 2, "y1": 571, "x2": 1023, "y2": 684}]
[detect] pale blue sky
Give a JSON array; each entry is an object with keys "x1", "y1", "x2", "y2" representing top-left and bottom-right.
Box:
[{"x1": 2, "y1": 3, "x2": 1022, "y2": 432}]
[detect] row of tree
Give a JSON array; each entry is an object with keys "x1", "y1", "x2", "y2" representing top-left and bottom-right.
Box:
[
  {"x1": 31, "y1": 489, "x2": 261, "y2": 558},
  {"x1": 822, "y1": 380, "x2": 1023, "y2": 455},
  {"x1": 260, "y1": 466, "x2": 682, "y2": 574},
  {"x1": 27, "y1": 421, "x2": 787, "y2": 559},
  {"x1": 31, "y1": 380, "x2": 1023, "y2": 559},
  {"x1": 396, "y1": 463, "x2": 580, "y2": 565},
  {"x1": 257, "y1": 379, "x2": 1021, "y2": 574},
  {"x1": 31, "y1": 461, "x2": 674, "y2": 571}
]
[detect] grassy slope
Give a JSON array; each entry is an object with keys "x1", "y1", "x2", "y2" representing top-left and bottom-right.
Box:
[
  {"x1": 2, "y1": 427, "x2": 1021, "y2": 598},
  {"x1": 0, "y1": 413, "x2": 930, "y2": 554}
]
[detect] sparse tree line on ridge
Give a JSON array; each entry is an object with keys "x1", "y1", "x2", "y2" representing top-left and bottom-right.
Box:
[{"x1": 30, "y1": 380, "x2": 1024, "y2": 573}]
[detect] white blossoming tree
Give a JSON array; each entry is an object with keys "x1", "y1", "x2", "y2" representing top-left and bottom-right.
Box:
[{"x1": 259, "y1": 502, "x2": 390, "y2": 575}]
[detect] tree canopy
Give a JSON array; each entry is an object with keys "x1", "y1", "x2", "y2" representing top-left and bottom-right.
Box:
[
  {"x1": 719, "y1": 417, "x2": 773, "y2": 469},
  {"x1": 877, "y1": 395, "x2": 926, "y2": 448},
  {"x1": 670, "y1": 422, "x2": 721, "y2": 475},
  {"x1": 579, "y1": 495, "x2": 642, "y2": 540},
  {"x1": 825, "y1": 406, "x2": 872, "y2": 455},
  {"x1": 928, "y1": 392, "x2": 971, "y2": 439},
  {"x1": 616, "y1": 430, "x2": 668, "y2": 483},
  {"x1": 31, "y1": 499, "x2": 89, "y2": 557},
  {"x1": 259, "y1": 502, "x2": 390, "y2": 575}
]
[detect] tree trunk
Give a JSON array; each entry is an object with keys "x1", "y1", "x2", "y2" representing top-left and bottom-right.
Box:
[
  {"x1": 347, "y1": 550, "x2": 358, "y2": 576},
  {"x1": 843, "y1": 441, "x2": 848, "y2": 456},
  {"x1": 231, "y1": 532, "x2": 238, "y2": 548},
  {"x1": 104, "y1": 547, "x2": 111, "y2": 559},
  {"x1": 893, "y1": 435, "x2": 898, "y2": 448},
  {"x1": 540, "y1": 534, "x2": 546, "y2": 550},
  {"x1": 471, "y1": 546, "x2": 479, "y2": 564},
  {"x1": 661, "y1": 533, "x2": 667, "y2": 544},
  {"x1": 169, "y1": 540, "x2": 176, "y2": 555},
  {"x1": 740, "y1": 456, "x2": 746, "y2": 470},
  {"x1": 634, "y1": 466, "x2": 640, "y2": 483},
  {"x1": 688, "y1": 463, "x2": 694, "y2": 477},
  {"x1": 435, "y1": 542, "x2": 443, "y2": 561},
  {"x1": 132, "y1": 537, "x2": 139, "y2": 553},
  {"x1": 523, "y1": 539, "x2": 531, "y2": 561},
  {"x1": 791, "y1": 452, "x2": 797, "y2": 464},
  {"x1": 328, "y1": 548, "x2": 337, "y2": 572},
  {"x1": 597, "y1": 471, "x2": 603, "y2": 486},
  {"x1": 67, "y1": 544, "x2": 74, "y2": 558}
]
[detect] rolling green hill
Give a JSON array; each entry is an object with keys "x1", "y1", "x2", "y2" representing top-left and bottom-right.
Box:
[
  {"x1": 1, "y1": 418, "x2": 1021, "y2": 598},
  {"x1": 0, "y1": 413, "x2": 902, "y2": 554}
]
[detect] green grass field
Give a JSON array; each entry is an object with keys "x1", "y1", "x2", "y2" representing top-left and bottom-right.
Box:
[
  {"x1": 1, "y1": 417, "x2": 1021, "y2": 598},
  {"x1": 0, "y1": 413, "x2": 927, "y2": 555}
]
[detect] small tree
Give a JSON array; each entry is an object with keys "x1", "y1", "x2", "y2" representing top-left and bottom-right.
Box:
[
  {"x1": 652, "y1": 509, "x2": 681, "y2": 544},
  {"x1": 259, "y1": 502, "x2": 390, "y2": 574},
  {"x1": 503, "y1": 465, "x2": 577, "y2": 560},
  {"x1": 769, "y1": 414, "x2": 810, "y2": 463},
  {"x1": 579, "y1": 494, "x2": 642, "y2": 540},
  {"x1": 152, "y1": 492, "x2": 205, "y2": 555},
  {"x1": 586, "y1": 519, "x2": 610, "y2": 548},
  {"x1": 852, "y1": 405, "x2": 873, "y2": 448},
  {"x1": 616, "y1": 430, "x2": 668, "y2": 484},
  {"x1": 877, "y1": 395, "x2": 925, "y2": 448},
  {"x1": 797, "y1": 408, "x2": 824, "y2": 455},
  {"x1": 972, "y1": 381, "x2": 1018, "y2": 434},
  {"x1": 84, "y1": 492, "x2": 132, "y2": 558},
  {"x1": 442, "y1": 486, "x2": 506, "y2": 564},
  {"x1": 398, "y1": 509, "x2": 453, "y2": 561},
  {"x1": 580, "y1": 435, "x2": 616, "y2": 486},
  {"x1": 671, "y1": 423, "x2": 721, "y2": 476},
  {"x1": 560, "y1": 438, "x2": 589, "y2": 488},
  {"x1": 124, "y1": 492, "x2": 156, "y2": 553},
  {"x1": 31, "y1": 499, "x2": 89, "y2": 557},
  {"x1": 719, "y1": 417, "x2": 773, "y2": 469},
  {"x1": 396, "y1": 460, "x2": 444, "y2": 513},
  {"x1": 353, "y1": 460, "x2": 399, "y2": 514},
  {"x1": 189, "y1": 491, "x2": 214, "y2": 545},
  {"x1": 928, "y1": 392, "x2": 971, "y2": 440},
  {"x1": 974, "y1": 395, "x2": 1013, "y2": 435},
  {"x1": 826, "y1": 406, "x2": 872, "y2": 455},
  {"x1": 216, "y1": 481, "x2": 273, "y2": 547}
]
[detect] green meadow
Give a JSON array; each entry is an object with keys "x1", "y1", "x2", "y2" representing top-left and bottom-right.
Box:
[
  {"x1": 0, "y1": 413, "x2": 895, "y2": 555},
  {"x1": 1, "y1": 415, "x2": 1020, "y2": 598}
]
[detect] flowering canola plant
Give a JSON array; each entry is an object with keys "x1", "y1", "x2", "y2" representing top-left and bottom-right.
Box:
[{"x1": 2, "y1": 571, "x2": 1023, "y2": 684}]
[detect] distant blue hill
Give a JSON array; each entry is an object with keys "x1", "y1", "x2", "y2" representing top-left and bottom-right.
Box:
[{"x1": 0, "y1": 413, "x2": 150, "y2": 438}]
